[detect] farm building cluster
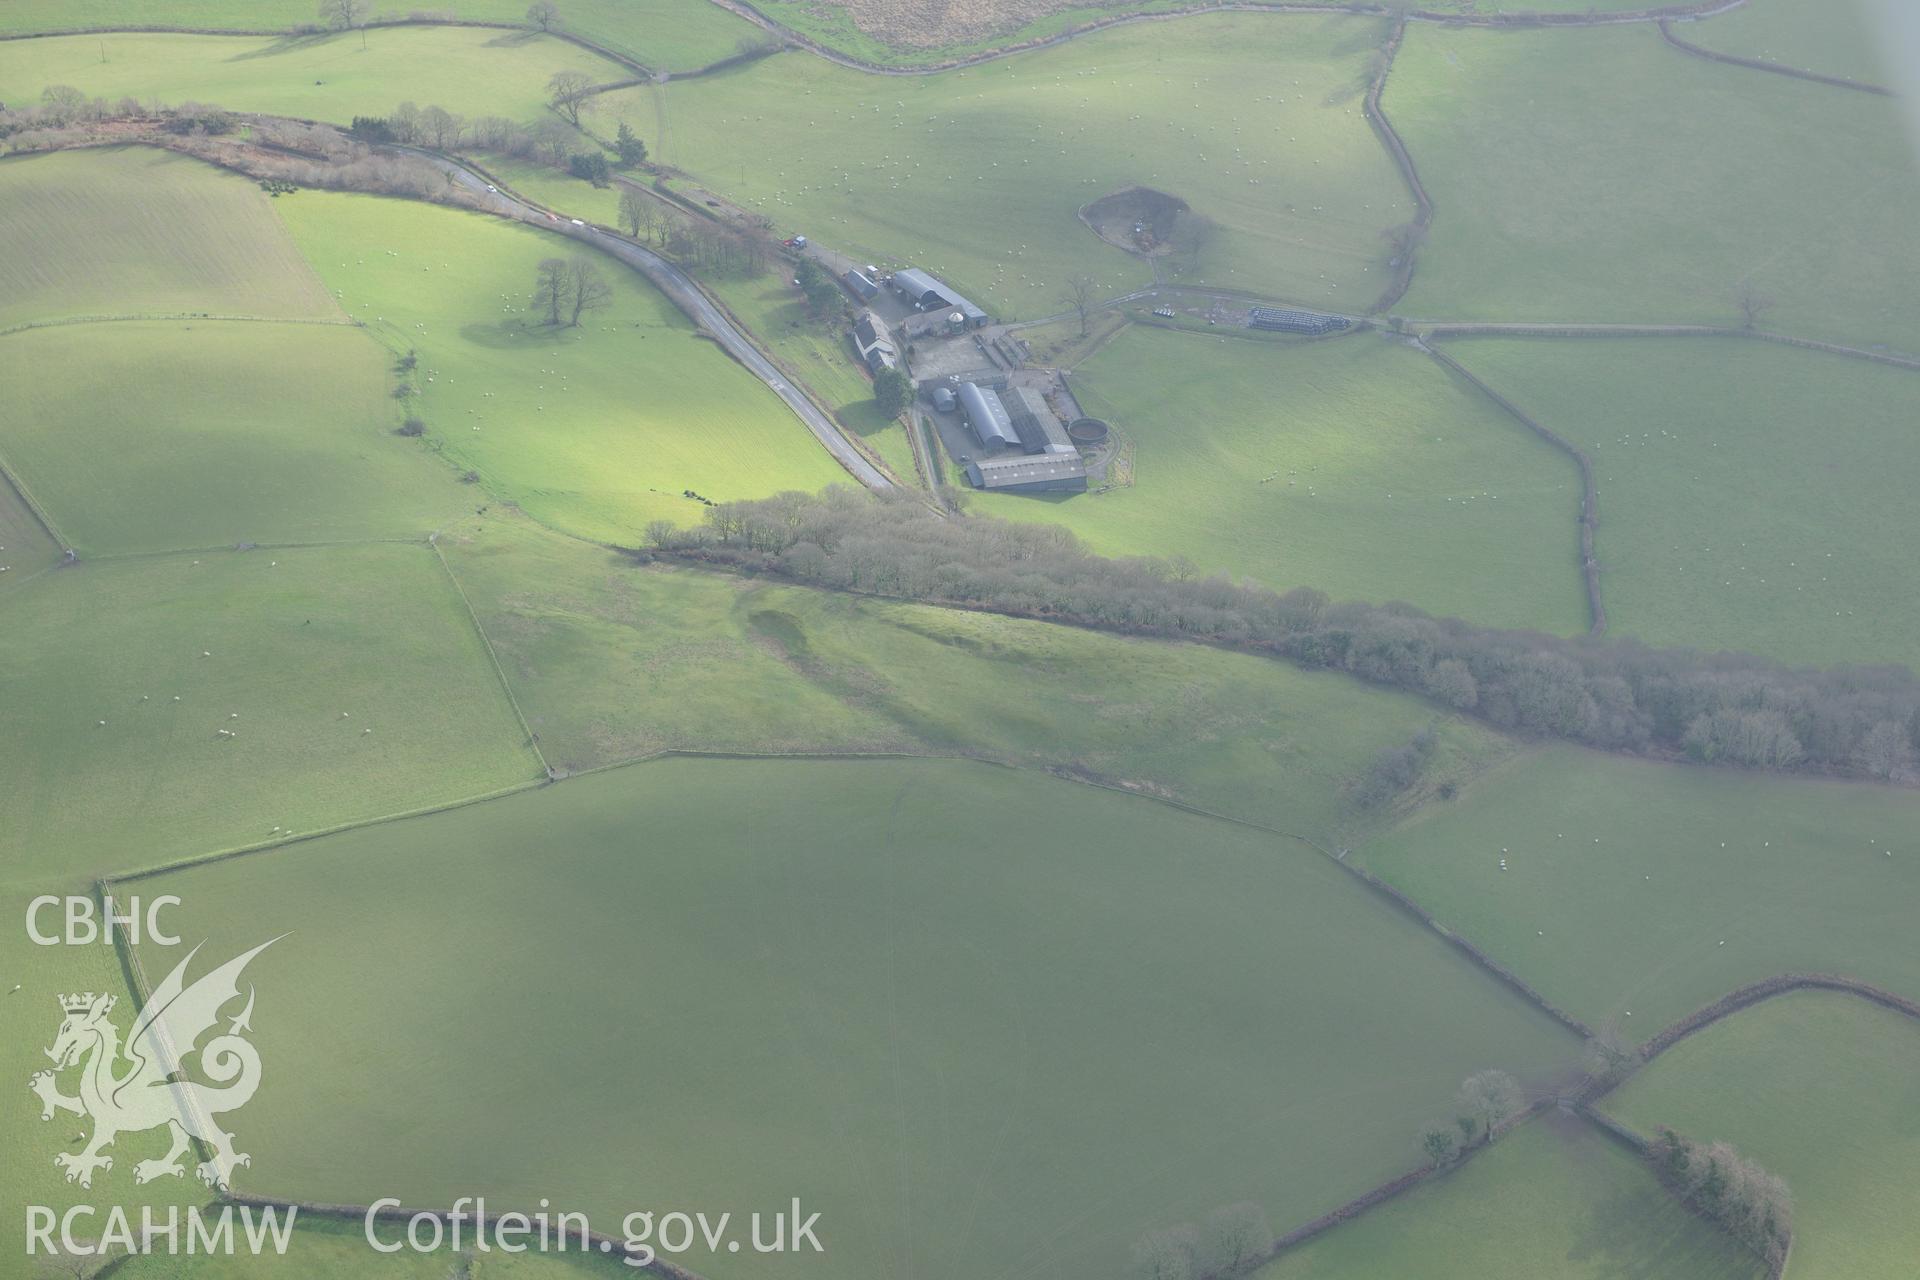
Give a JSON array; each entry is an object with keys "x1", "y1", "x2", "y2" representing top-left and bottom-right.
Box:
[
  {"x1": 840, "y1": 262, "x2": 1092, "y2": 494},
  {"x1": 950, "y1": 381, "x2": 1088, "y2": 493}
]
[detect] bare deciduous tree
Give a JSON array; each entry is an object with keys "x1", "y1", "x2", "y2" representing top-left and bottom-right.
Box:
[
  {"x1": 1130, "y1": 1224, "x2": 1199, "y2": 1280},
  {"x1": 533, "y1": 257, "x2": 571, "y2": 326},
  {"x1": 1735, "y1": 279, "x2": 1775, "y2": 330},
  {"x1": 1202, "y1": 1203, "x2": 1273, "y2": 1275},
  {"x1": 547, "y1": 71, "x2": 594, "y2": 126},
  {"x1": 618, "y1": 188, "x2": 647, "y2": 239},
  {"x1": 1454, "y1": 1068, "x2": 1524, "y2": 1144},
  {"x1": 37, "y1": 1243, "x2": 107, "y2": 1280},
  {"x1": 39, "y1": 85, "x2": 87, "y2": 122},
  {"x1": 1061, "y1": 273, "x2": 1099, "y2": 336},
  {"x1": 567, "y1": 258, "x2": 612, "y2": 327},
  {"x1": 1857, "y1": 719, "x2": 1917, "y2": 781},
  {"x1": 525, "y1": 0, "x2": 561, "y2": 31},
  {"x1": 317, "y1": 0, "x2": 371, "y2": 48},
  {"x1": 418, "y1": 105, "x2": 461, "y2": 150}
]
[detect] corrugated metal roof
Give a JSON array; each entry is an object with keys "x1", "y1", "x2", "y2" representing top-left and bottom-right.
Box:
[
  {"x1": 965, "y1": 453, "x2": 1088, "y2": 490},
  {"x1": 958, "y1": 382, "x2": 1019, "y2": 449},
  {"x1": 892, "y1": 266, "x2": 987, "y2": 323},
  {"x1": 1004, "y1": 385, "x2": 1073, "y2": 455}
]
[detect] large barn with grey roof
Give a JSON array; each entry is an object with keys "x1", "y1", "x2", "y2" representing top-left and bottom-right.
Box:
[
  {"x1": 890, "y1": 267, "x2": 989, "y2": 328},
  {"x1": 955, "y1": 381, "x2": 1087, "y2": 493}
]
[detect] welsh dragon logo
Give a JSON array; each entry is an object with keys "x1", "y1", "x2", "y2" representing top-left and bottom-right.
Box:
[{"x1": 28, "y1": 938, "x2": 281, "y2": 1190}]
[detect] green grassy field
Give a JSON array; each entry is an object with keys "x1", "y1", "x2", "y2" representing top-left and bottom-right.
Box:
[
  {"x1": 0, "y1": 542, "x2": 541, "y2": 882},
  {"x1": 996, "y1": 325, "x2": 1588, "y2": 631},
  {"x1": 1605, "y1": 991, "x2": 1920, "y2": 1280},
  {"x1": 439, "y1": 509, "x2": 1510, "y2": 841},
  {"x1": 1356, "y1": 745, "x2": 1920, "y2": 1039},
  {"x1": 0, "y1": 148, "x2": 338, "y2": 328},
  {"x1": 134, "y1": 756, "x2": 1576, "y2": 1280},
  {"x1": 0, "y1": 899, "x2": 206, "y2": 1263},
  {"x1": 0, "y1": 26, "x2": 626, "y2": 126},
  {"x1": 593, "y1": 12, "x2": 1410, "y2": 318},
  {"x1": 1255, "y1": 1112, "x2": 1766, "y2": 1280},
  {"x1": 274, "y1": 191, "x2": 846, "y2": 542},
  {"x1": 107, "y1": 1214, "x2": 633, "y2": 1278},
  {"x1": 0, "y1": 0, "x2": 761, "y2": 72},
  {"x1": 738, "y1": 0, "x2": 1674, "y2": 69},
  {"x1": 1441, "y1": 336, "x2": 1920, "y2": 672},
  {"x1": 1389, "y1": 24, "x2": 1920, "y2": 352},
  {"x1": 0, "y1": 477, "x2": 63, "y2": 590},
  {"x1": 0, "y1": 320, "x2": 477, "y2": 555},
  {"x1": 1683, "y1": 0, "x2": 1891, "y2": 86}
]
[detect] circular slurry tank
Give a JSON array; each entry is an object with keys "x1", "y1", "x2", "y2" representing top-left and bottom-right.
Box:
[{"x1": 1068, "y1": 417, "x2": 1110, "y2": 446}]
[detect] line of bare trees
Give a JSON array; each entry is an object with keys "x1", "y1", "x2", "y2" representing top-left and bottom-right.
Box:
[
  {"x1": 614, "y1": 187, "x2": 775, "y2": 277},
  {"x1": 1416, "y1": 1069, "x2": 1525, "y2": 1166},
  {"x1": 642, "y1": 488, "x2": 1920, "y2": 784},
  {"x1": 1650, "y1": 1129, "x2": 1792, "y2": 1266}
]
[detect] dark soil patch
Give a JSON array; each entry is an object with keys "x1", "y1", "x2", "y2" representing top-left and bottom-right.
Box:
[{"x1": 1080, "y1": 186, "x2": 1189, "y2": 257}]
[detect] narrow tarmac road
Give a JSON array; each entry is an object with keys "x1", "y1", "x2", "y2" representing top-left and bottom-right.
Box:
[{"x1": 421, "y1": 152, "x2": 894, "y2": 491}]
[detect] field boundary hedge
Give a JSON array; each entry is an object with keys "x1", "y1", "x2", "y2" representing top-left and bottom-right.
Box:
[
  {"x1": 220, "y1": 1193, "x2": 712, "y2": 1280},
  {"x1": 1421, "y1": 322, "x2": 1920, "y2": 371},
  {"x1": 1049, "y1": 766, "x2": 1601, "y2": 1042},
  {"x1": 1656, "y1": 17, "x2": 1894, "y2": 97},
  {"x1": 1574, "y1": 974, "x2": 1920, "y2": 1277},
  {"x1": 1573, "y1": 1103, "x2": 1793, "y2": 1279},
  {"x1": 1363, "y1": 16, "x2": 1429, "y2": 315},
  {"x1": 700, "y1": 0, "x2": 1750, "y2": 77},
  {"x1": 1634, "y1": 972, "x2": 1920, "y2": 1066},
  {"x1": 429, "y1": 534, "x2": 554, "y2": 779},
  {"x1": 1418, "y1": 340, "x2": 1605, "y2": 637},
  {"x1": 0, "y1": 312, "x2": 356, "y2": 339},
  {"x1": 0, "y1": 439, "x2": 69, "y2": 555},
  {"x1": 0, "y1": 15, "x2": 658, "y2": 78},
  {"x1": 105, "y1": 776, "x2": 549, "y2": 883}
]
